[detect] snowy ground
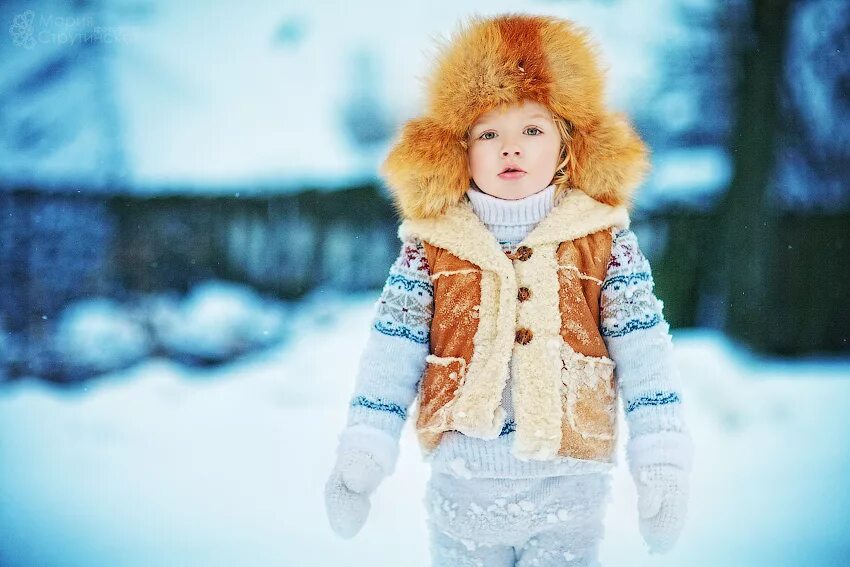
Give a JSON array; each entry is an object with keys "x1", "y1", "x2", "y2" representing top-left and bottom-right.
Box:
[{"x1": 1, "y1": 289, "x2": 849, "y2": 566}]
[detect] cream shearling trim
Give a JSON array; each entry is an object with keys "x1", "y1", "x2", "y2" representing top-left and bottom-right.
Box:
[
  {"x1": 431, "y1": 268, "x2": 480, "y2": 280},
  {"x1": 399, "y1": 198, "x2": 512, "y2": 272},
  {"x1": 425, "y1": 354, "x2": 468, "y2": 368},
  {"x1": 558, "y1": 265, "x2": 604, "y2": 285},
  {"x1": 511, "y1": 242, "x2": 564, "y2": 460}
]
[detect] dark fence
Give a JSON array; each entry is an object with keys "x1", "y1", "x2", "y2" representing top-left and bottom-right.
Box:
[
  {"x1": 111, "y1": 184, "x2": 398, "y2": 298},
  {"x1": 647, "y1": 207, "x2": 849, "y2": 355}
]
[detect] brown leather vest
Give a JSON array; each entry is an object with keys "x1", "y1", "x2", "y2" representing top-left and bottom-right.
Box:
[{"x1": 398, "y1": 188, "x2": 631, "y2": 463}]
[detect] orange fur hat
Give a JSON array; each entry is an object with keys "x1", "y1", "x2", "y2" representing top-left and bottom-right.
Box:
[{"x1": 380, "y1": 13, "x2": 650, "y2": 220}]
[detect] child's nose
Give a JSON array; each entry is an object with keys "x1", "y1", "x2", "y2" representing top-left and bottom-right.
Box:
[{"x1": 501, "y1": 148, "x2": 522, "y2": 156}]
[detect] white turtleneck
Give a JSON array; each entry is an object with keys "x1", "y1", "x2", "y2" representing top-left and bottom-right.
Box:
[{"x1": 465, "y1": 183, "x2": 558, "y2": 245}]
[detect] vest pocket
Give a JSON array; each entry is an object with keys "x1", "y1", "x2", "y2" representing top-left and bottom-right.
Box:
[
  {"x1": 415, "y1": 355, "x2": 467, "y2": 450},
  {"x1": 559, "y1": 345, "x2": 617, "y2": 459}
]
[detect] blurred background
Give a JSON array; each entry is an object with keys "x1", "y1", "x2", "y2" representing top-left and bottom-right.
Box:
[{"x1": 0, "y1": 0, "x2": 848, "y2": 565}]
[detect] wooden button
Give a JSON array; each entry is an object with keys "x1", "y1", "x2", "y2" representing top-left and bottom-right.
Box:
[
  {"x1": 515, "y1": 328, "x2": 533, "y2": 345},
  {"x1": 517, "y1": 287, "x2": 531, "y2": 302},
  {"x1": 515, "y1": 246, "x2": 533, "y2": 261}
]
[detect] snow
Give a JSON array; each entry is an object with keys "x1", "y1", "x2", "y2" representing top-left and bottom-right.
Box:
[
  {"x1": 1, "y1": 290, "x2": 849, "y2": 566},
  {"x1": 9, "y1": 280, "x2": 291, "y2": 381},
  {"x1": 148, "y1": 280, "x2": 288, "y2": 363},
  {"x1": 54, "y1": 298, "x2": 152, "y2": 374}
]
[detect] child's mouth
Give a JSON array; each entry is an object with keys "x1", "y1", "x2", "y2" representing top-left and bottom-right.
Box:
[{"x1": 498, "y1": 170, "x2": 526, "y2": 180}]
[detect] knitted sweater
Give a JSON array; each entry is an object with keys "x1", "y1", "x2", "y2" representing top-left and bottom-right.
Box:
[{"x1": 336, "y1": 183, "x2": 692, "y2": 479}]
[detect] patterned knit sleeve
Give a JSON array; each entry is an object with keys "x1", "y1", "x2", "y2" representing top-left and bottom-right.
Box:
[
  {"x1": 335, "y1": 236, "x2": 433, "y2": 477},
  {"x1": 600, "y1": 227, "x2": 694, "y2": 473}
]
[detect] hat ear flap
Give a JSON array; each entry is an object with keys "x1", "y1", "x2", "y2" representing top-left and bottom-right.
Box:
[
  {"x1": 381, "y1": 118, "x2": 469, "y2": 219},
  {"x1": 567, "y1": 112, "x2": 651, "y2": 209}
]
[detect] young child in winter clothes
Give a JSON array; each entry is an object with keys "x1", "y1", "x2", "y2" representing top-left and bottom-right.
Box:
[{"x1": 324, "y1": 13, "x2": 694, "y2": 566}]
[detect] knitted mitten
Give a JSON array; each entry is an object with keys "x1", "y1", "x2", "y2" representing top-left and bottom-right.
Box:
[
  {"x1": 325, "y1": 424, "x2": 400, "y2": 539},
  {"x1": 634, "y1": 463, "x2": 690, "y2": 554},
  {"x1": 626, "y1": 431, "x2": 694, "y2": 554},
  {"x1": 324, "y1": 448, "x2": 386, "y2": 538}
]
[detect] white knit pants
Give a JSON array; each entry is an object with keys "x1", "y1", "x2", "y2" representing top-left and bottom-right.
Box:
[{"x1": 425, "y1": 470, "x2": 612, "y2": 567}]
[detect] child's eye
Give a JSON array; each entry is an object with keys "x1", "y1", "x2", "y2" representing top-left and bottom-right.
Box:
[
  {"x1": 525, "y1": 127, "x2": 542, "y2": 136},
  {"x1": 479, "y1": 131, "x2": 496, "y2": 140}
]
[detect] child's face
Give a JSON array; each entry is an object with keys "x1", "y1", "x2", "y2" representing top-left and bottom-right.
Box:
[{"x1": 466, "y1": 100, "x2": 561, "y2": 200}]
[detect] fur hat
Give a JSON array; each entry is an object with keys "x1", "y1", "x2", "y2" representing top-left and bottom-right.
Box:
[{"x1": 380, "y1": 13, "x2": 650, "y2": 220}]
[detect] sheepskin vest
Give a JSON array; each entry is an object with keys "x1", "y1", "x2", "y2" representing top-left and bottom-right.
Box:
[{"x1": 399, "y1": 188, "x2": 631, "y2": 463}]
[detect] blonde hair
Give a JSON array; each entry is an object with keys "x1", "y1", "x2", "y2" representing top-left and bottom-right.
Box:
[
  {"x1": 550, "y1": 114, "x2": 575, "y2": 198},
  {"x1": 461, "y1": 106, "x2": 575, "y2": 198}
]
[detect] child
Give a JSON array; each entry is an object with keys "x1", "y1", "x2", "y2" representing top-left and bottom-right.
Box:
[{"x1": 324, "y1": 13, "x2": 694, "y2": 566}]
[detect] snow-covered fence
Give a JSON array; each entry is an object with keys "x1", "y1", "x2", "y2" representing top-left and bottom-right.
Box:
[
  {"x1": 1, "y1": 184, "x2": 398, "y2": 330},
  {"x1": 0, "y1": 183, "x2": 399, "y2": 380}
]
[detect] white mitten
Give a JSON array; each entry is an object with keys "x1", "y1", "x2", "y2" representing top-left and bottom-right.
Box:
[
  {"x1": 324, "y1": 425, "x2": 399, "y2": 539},
  {"x1": 324, "y1": 448, "x2": 386, "y2": 538},
  {"x1": 634, "y1": 463, "x2": 689, "y2": 554},
  {"x1": 626, "y1": 431, "x2": 694, "y2": 554}
]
